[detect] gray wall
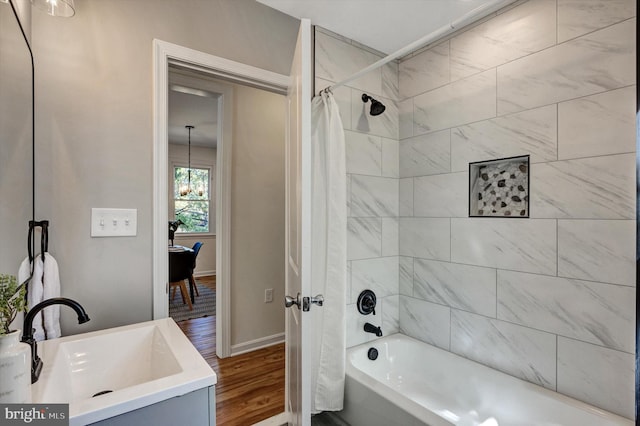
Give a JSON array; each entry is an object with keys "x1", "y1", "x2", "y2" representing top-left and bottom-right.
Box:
[
  {"x1": 228, "y1": 83, "x2": 286, "y2": 347},
  {"x1": 319, "y1": 0, "x2": 636, "y2": 419},
  {"x1": 13, "y1": 0, "x2": 31, "y2": 40},
  {"x1": 0, "y1": 0, "x2": 32, "y2": 277},
  {"x1": 30, "y1": 0, "x2": 298, "y2": 334}
]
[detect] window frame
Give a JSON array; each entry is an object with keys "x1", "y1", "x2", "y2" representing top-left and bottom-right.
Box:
[{"x1": 170, "y1": 161, "x2": 215, "y2": 236}]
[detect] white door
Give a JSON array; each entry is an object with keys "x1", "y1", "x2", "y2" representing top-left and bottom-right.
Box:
[{"x1": 285, "y1": 18, "x2": 312, "y2": 426}]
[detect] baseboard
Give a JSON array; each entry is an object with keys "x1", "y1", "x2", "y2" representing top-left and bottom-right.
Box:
[
  {"x1": 194, "y1": 270, "x2": 215, "y2": 277},
  {"x1": 251, "y1": 412, "x2": 288, "y2": 426},
  {"x1": 230, "y1": 332, "x2": 285, "y2": 356}
]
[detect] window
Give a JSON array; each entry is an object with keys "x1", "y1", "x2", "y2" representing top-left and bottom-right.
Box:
[{"x1": 174, "y1": 166, "x2": 210, "y2": 233}]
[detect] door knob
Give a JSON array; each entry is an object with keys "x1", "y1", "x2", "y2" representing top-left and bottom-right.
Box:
[
  {"x1": 285, "y1": 293, "x2": 301, "y2": 309},
  {"x1": 302, "y1": 294, "x2": 324, "y2": 311}
]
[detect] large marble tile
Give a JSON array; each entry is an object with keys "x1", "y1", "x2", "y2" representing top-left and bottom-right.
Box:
[
  {"x1": 399, "y1": 98, "x2": 413, "y2": 140},
  {"x1": 414, "y1": 69, "x2": 497, "y2": 134},
  {"x1": 316, "y1": 78, "x2": 352, "y2": 131},
  {"x1": 399, "y1": 296, "x2": 450, "y2": 350},
  {"x1": 558, "y1": 0, "x2": 636, "y2": 43},
  {"x1": 413, "y1": 172, "x2": 468, "y2": 217},
  {"x1": 497, "y1": 19, "x2": 635, "y2": 114},
  {"x1": 315, "y1": 31, "x2": 382, "y2": 96},
  {"x1": 451, "y1": 310, "x2": 556, "y2": 389},
  {"x1": 382, "y1": 295, "x2": 400, "y2": 335},
  {"x1": 399, "y1": 178, "x2": 414, "y2": 216},
  {"x1": 382, "y1": 61, "x2": 399, "y2": 101},
  {"x1": 381, "y1": 218, "x2": 399, "y2": 257},
  {"x1": 558, "y1": 220, "x2": 635, "y2": 286},
  {"x1": 450, "y1": 0, "x2": 556, "y2": 81},
  {"x1": 498, "y1": 271, "x2": 635, "y2": 353},
  {"x1": 414, "y1": 259, "x2": 496, "y2": 317},
  {"x1": 399, "y1": 218, "x2": 450, "y2": 261},
  {"x1": 345, "y1": 130, "x2": 381, "y2": 176},
  {"x1": 399, "y1": 256, "x2": 414, "y2": 296},
  {"x1": 351, "y1": 256, "x2": 399, "y2": 302},
  {"x1": 352, "y1": 91, "x2": 399, "y2": 140},
  {"x1": 451, "y1": 105, "x2": 557, "y2": 172},
  {"x1": 557, "y1": 337, "x2": 635, "y2": 419},
  {"x1": 451, "y1": 218, "x2": 556, "y2": 275},
  {"x1": 399, "y1": 130, "x2": 450, "y2": 178},
  {"x1": 530, "y1": 154, "x2": 636, "y2": 219},
  {"x1": 381, "y1": 138, "x2": 399, "y2": 178},
  {"x1": 399, "y1": 41, "x2": 449, "y2": 99},
  {"x1": 558, "y1": 86, "x2": 636, "y2": 160},
  {"x1": 347, "y1": 217, "x2": 382, "y2": 260},
  {"x1": 351, "y1": 175, "x2": 399, "y2": 217}
]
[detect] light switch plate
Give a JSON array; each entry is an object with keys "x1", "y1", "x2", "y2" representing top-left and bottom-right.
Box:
[{"x1": 91, "y1": 208, "x2": 137, "y2": 237}]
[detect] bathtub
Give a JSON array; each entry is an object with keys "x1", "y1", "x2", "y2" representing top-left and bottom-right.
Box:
[{"x1": 337, "y1": 334, "x2": 632, "y2": 426}]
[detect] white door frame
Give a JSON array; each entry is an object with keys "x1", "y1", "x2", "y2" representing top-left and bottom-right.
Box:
[{"x1": 152, "y1": 39, "x2": 290, "y2": 357}]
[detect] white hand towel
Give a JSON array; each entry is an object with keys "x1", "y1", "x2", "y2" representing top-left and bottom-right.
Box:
[
  {"x1": 9, "y1": 258, "x2": 32, "y2": 332},
  {"x1": 18, "y1": 254, "x2": 62, "y2": 341},
  {"x1": 28, "y1": 256, "x2": 45, "y2": 341},
  {"x1": 18, "y1": 255, "x2": 44, "y2": 340},
  {"x1": 41, "y1": 253, "x2": 61, "y2": 339}
]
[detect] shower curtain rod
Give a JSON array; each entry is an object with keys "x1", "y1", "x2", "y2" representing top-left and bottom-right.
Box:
[{"x1": 322, "y1": 0, "x2": 518, "y2": 95}]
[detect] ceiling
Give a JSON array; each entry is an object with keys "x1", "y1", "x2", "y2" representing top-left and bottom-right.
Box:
[
  {"x1": 256, "y1": 0, "x2": 500, "y2": 54},
  {"x1": 168, "y1": 87, "x2": 218, "y2": 148},
  {"x1": 168, "y1": 0, "x2": 503, "y2": 145}
]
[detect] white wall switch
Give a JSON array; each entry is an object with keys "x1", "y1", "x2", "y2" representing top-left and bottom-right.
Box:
[
  {"x1": 91, "y1": 208, "x2": 137, "y2": 237},
  {"x1": 265, "y1": 288, "x2": 273, "y2": 303}
]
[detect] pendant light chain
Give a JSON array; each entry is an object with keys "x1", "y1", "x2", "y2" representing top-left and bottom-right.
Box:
[
  {"x1": 187, "y1": 125, "x2": 192, "y2": 192},
  {"x1": 181, "y1": 125, "x2": 195, "y2": 197}
]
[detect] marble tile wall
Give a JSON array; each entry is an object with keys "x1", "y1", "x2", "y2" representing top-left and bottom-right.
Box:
[
  {"x1": 396, "y1": 0, "x2": 636, "y2": 419},
  {"x1": 314, "y1": 27, "x2": 400, "y2": 349}
]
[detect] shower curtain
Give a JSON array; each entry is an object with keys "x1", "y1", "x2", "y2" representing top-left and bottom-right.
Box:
[{"x1": 310, "y1": 90, "x2": 347, "y2": 413}]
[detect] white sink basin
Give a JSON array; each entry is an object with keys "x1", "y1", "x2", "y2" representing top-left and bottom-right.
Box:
[{"x1": 31, "y1": 318, "x2": 216, "y2": 425}]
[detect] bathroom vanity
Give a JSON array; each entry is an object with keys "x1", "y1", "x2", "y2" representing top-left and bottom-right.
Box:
[{"x1": 30, "y1": 318, "x2": 216, "y2": 426}]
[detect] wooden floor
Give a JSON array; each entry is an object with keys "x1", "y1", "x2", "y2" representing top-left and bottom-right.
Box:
[{"x1": 177, "y1": 276, "x2": 285, "y2": 426}]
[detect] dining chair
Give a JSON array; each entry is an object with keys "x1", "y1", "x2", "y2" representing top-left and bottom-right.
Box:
[
  {"x1": 169, "y1": 249, "x2": 195, "y2": 310},
  {"x1": 188, "y1": 242, "x2": 204, "y2": 298}
]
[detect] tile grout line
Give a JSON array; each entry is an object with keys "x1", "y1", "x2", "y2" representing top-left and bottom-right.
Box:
[
  {"x1": 555, "y1": 0, "x2": 559, "y2": 47},
  {"x1": 402, "y1": 294, "x2": 635, "y2": 356},
  {"x1": 555, "y1": 334, "x2": 558, "y2": 392},
  {"x1": 556, "y1": 219, "x2": 560, "y2": 277},
  {"x1": 402, "y1": 84, "x2": 635, "y2": 144},
  {"x1": 397, "y1": 150, "x2": 636, "y2": 179},
  {"x1": 390, "y1": 254, "x2": 634, "y2": 289}
]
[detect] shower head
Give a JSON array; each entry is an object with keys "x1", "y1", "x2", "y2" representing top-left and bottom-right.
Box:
[{"x1": 362, "y1": 93, "x2": 386, "y2": 116}]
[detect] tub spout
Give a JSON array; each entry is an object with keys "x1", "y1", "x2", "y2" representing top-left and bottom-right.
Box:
[{"x1": 364, "y1": 322, "x2": 382, "y2": 337}]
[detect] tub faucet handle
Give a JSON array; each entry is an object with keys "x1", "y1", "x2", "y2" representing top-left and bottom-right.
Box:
[{"x1": 357, "y1": 290, "x2": 377, "y2": 315}]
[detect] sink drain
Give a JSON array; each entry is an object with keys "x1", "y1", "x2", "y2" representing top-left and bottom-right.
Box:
[{"x1": 92, "y1": 390, "x2": 113, "y2": 397}]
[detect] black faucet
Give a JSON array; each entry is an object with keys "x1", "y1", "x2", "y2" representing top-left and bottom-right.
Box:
[
  {"x1": 364, "y1": 322, "x2": 382, "y2": 337},
  {"x1": 21, "y1": 297, "x2": 90, "y2": 383}
]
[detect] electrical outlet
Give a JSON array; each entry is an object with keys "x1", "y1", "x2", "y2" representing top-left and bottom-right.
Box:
[{"x1": 265, "y1": 288, "x2": 273, "y2": 303}]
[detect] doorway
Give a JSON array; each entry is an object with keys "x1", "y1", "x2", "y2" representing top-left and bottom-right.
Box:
[
  {"x1": 153, "y1": 41, "x2": 290, "y2": 425},
  {"x1": 167, "y1": 68, "x2": 218, "y2": 323}
]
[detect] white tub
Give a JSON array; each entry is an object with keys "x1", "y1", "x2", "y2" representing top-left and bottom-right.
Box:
[{"x1": 337, "y1": 334, "x2": 632, "y2": 426}]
